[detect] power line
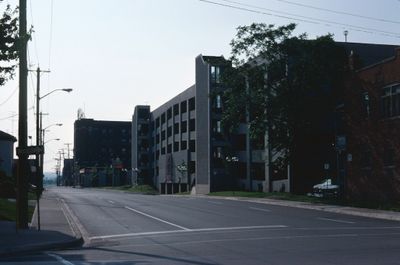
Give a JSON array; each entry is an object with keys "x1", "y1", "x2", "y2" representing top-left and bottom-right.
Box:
[
  {"x1": 198, "y1": 0, "x2": 400, "y2": 39},
  {"x1": 220, "y1": 0, "x2": 400, "y2": 37},
  {"x1": 274, "y1": 0, "x2": 400, "y2": 25},
  {"x1": 200, "y1": 0, "x2": 319, "y2": 24},
  {"x1": 0, "y1": 112, "x2": 18, "y2": 121},
  {"x1": 0, "y1": 106, "x2": 34, "y2": 121},
  {"x1": 0, "y1": 86, "x2": 18, "y2": 107}
]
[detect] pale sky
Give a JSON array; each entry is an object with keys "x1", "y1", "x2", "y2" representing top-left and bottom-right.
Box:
[{"x1": 0, "y1": 0, "x2": 399, "y2": 173}]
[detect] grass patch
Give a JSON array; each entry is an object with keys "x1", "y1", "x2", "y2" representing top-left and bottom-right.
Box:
[
  {"x1": 0, "y1": 198, "x2": 35, "y2": 222},
  {"x1": 102, "y1": 185, "x2": 159, "y2": 195},
  {"x1": 208, "y1": 191, "x2": 400, "y2": 212}
]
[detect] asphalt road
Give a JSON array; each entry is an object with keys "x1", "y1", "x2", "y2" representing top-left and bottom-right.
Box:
[{"x1": 3, "y1": 187, "x2": 400, "y2": 264}]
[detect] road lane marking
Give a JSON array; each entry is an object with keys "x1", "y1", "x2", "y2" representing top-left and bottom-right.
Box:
[
  {"x1": 249, "y1": 207, "x2": 271, "y2": 212},
  {"x1": 89, "y1": 224, "x2": 287, "y2": 240},
  {"x1": 317, "y1": 217, "x2": 355, "y2": 224},
  {"x1": 124, "y1": 206, "x2": 190, "y2": 230},
  {"x1": 47, "y1": 253, "x2": 75, "y2": 265},
  {"x1": 108, "y1": 200, "x2": 115, "y2": 204},
  {"x1": 207, "y1": 201, "x2": 223, "y2": 205}
]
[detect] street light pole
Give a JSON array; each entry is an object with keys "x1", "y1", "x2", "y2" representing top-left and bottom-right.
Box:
[{"x1": 36, "y1": 88, "x2": 72, "y2": 195}]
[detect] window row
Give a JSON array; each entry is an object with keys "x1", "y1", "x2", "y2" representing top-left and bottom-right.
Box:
[{"x1": 155, "y1": 97, "x2": 196, "y2": 128}]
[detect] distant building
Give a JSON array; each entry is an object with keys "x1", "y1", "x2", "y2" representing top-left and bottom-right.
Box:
[
  {"x1": 344, "y1": 48, "x2": 400, "y2": 202},
  {"x1": 74, "y1": 118, "x2": 131, "y2": 186},
  {"x1": 0, "y1": 131, "x2": 17, "y2": 177},
  {"x1": 62, "y1": 158, "x2": 74, "y2": 186}
]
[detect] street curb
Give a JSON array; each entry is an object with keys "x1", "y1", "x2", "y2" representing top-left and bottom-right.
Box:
[
  {"x1": 58, "y1": 197, "x2": 90, "y2": 245},
  {"x1": 207, "y1": 196, "x2": 400, "y2": 222},
  {"x1": 0, "y1": 237, "x2": 83, "y2": 258}
]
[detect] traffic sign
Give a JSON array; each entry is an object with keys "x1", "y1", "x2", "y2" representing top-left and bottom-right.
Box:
[{"x1": 16, "y1": 145, "x2": 44, "y2": 156}]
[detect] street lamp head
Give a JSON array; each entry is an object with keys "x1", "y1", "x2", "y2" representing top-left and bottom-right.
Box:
[
  {"x1": 56, "y1": 123, "x2": 63, "y2": 126},
  {"x1": 62, "y1": 88, "x2": 73, "y2": 93}
]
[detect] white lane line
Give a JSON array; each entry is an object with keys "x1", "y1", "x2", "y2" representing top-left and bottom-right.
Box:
[
  {"x1": 318, "y1": 217, "x2": 355, "y2": 224},
  {"x1": 249, "y1": 207, "x2": 271, "y2": 212},
  {"x1": 89, "y1": 224, "x2": 287, "y2": 240},
  {"x1": 108, "y1": 200, "x2": 115, "y2": 204},
  {"x1": 47, "y1": 253, "x2": 75, "y2": 265},
  {"x1": 125, "y1": 206, "x2": 190, "y2": 231},
  {"x1": 207, "y1": 201, "x2": 223, "y2": 205}
]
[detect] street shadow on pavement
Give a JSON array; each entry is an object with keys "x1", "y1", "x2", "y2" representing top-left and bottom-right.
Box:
[{"x1": 0, "y1": 221, "x2": 83, "y2": 259}]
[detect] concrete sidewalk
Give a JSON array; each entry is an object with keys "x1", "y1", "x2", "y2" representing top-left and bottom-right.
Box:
[
  {"x1": 208, "y1": 195, "x2": 400, "y2": 222},
  {"x1": 0, "y1": 190, "x2": 83, "y2": 258}
]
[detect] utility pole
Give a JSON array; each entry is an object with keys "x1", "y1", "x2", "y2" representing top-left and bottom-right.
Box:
[
  {"x1": 16, "y1": 0, "x2": 29, "y2": 229},
  {"x1": 30, "y1": 68, "x2": 50, "y2": 195},
  {"x1": 64, "y1": 143, "x2": 72, "y2": 159},
  {"x1": 245, "y1": 75, "x2": 252, "y2": 192}
]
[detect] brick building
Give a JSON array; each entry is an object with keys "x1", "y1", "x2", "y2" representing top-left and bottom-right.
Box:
[{"x1": 345, "y1": 48, "x2": 400, "y2": 202}]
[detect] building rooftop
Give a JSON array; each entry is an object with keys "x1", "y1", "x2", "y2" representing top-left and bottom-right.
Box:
[{"x1": 0, "y1": 131, "x2": 17, "y2": 142}]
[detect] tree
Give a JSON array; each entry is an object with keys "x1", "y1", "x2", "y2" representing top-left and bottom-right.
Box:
[
  {"x1": 222, "y1": 23, "x2": 348, "y2": 183},
  {"x1": 0, "y1": 3, "x2": 19, "y2": 86}
]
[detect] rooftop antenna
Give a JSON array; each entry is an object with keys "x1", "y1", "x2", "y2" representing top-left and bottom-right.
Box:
[{"x1": 344, "y1": 30, "x2": 349, "y2": 43}]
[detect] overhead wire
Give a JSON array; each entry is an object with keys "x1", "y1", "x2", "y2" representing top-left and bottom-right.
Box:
[
  {"x1": 274, "y1": 0, "x2": 400, "y2": 25},
  {"x1": 220, "y1": 0, "x2": 400, "y2": 37},
  {"x1": 198, "y1": 0, "x2": 400, "y2": 39},
  {"x1": 0, "y1": 86, "x2": 18, "y2": 107}
]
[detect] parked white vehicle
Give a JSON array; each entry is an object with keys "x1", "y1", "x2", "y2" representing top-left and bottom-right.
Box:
[{"x1": 312, "y1": 179, "x2": 339, "y2": 198}]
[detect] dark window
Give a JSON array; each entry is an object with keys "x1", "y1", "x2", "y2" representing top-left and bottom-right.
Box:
[
  {"x1": 189, "y1": 161, "x2": 196, "y2": 174},
  {"x1": 161, "y1": 113, "x2": 166, "y2": 124},
  {"x1": 189, "y1": 140, "x2": 196, "y2": 152},
  {"x1": 167, "y1": 144, "x2": 172, "y2": 154},
  {"x1": 167, "y1": 126, "x2": 172, "y2": 137},
  {"x1": 381, "y1": 84, "x2": 400, "y2": 118},
  {"x1": 189, "y1": 97, "x2": 195, "y2": 111},
  {"x1": 174, "y1": 142, "x2": 179, "y2": 152},
  {"x1": 156, "y1": 134, "x2": 160, "y2": 144},
  {"x1": 189, "y1": 119, "x2": 195, "y2": 131},
  {"x1": 161, "y1": 147, "x2": 165, "y2": 155},
  {"x1": 173, "y1": 104, "x2": 179, "y2": 116},
  {"x1": 156, "y1": 118, "x2": 160, "y2": 128},
  {"x1": 181, "y1": 140, "x2": 187, "y2": 150},
  {"x1": 138, "y1": 108, "x2": 148, "y2": 119},
  {"x1": 181, "y1": 121, "x2": 187, "y2": 133},
  {"x1": 174, "y1": 123, "x2": 179, "y2": 134},
  {"x1": 167, "y1": 108, "x2": 172, "y2": 120},
  {"x1": 139, "y1": 124, "x2": 148, "y2": 136},
  {"x1": 181, "y1": 101, "x2": 187, "y2": 113},
  {"x1": 156, "y1": 151, "x2": 160, "y2": 160},
  {"x1": 161, "y1": 130, "x2": 166, "y2": 141}
]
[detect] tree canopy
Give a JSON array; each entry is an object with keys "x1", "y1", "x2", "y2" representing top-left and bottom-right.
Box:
[
  {"x1": 0, "y1": 3, "x2": 19, "y2": 86},
  {"x1": 222, "y1": 23, "x2": 348, "y2": 162}
]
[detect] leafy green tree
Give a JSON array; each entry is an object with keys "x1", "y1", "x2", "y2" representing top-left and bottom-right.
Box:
[
  {"x1": 0, "y1": 3, "x2": 19, "y2": 86},
  {"x1": 222, "y1": 23, "x2": 347, "y2": 171}
]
